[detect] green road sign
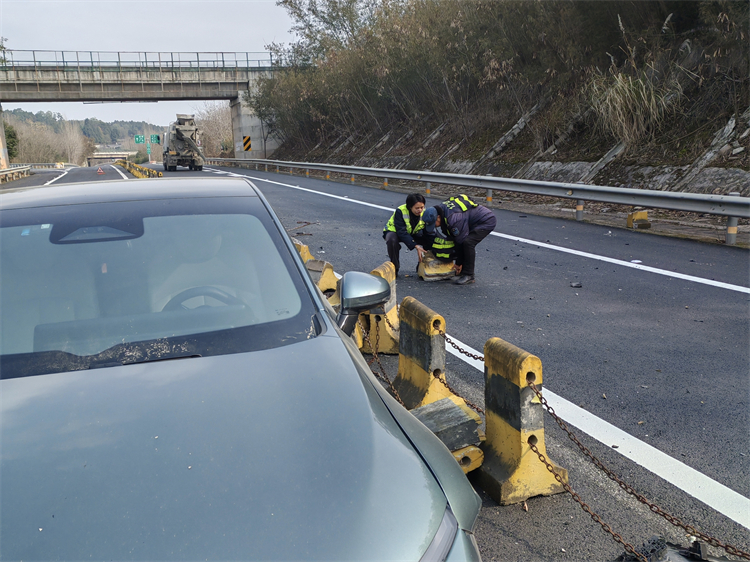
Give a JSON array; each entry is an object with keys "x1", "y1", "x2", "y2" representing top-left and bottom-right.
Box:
[
  {"x1": 135, "y1": 135, "x2": 145, "y2": 144},
  {"x1": 146, "y1": 143, "x2": 151, "y2": 154},
  {"x1": 150, "y1": 134, "x2": 160, "y2": 144}
]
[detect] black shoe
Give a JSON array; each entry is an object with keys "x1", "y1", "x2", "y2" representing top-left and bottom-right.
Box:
[{"x1": 453, "y1": 274, "x2": 475, "y2": 285}]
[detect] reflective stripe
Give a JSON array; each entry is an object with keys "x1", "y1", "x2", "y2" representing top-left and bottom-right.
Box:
[
  {"x1": 384, "y1": 204, "x2": 425, "y2": 235},
  {"x1": 444, "y1": 194, "x2": 478, "y2": 212},
  {"x1": 432, "y1": 236, "x2": 456, "y2": 261}
]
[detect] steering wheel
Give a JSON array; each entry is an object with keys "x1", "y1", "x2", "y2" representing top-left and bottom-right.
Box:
[{"x1": 161, "y1": 286, "x2": 245, "y2": 312}]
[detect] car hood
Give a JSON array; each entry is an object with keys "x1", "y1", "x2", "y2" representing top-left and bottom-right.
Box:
[{"x1": 1, "y1": 335, "x2": 447, "y2": 561}]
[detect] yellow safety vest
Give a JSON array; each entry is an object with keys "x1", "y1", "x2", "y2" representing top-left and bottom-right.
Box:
[
  {"x1": 443, "y1": 194, "x2": 478, "y2": 213},
  {"x1": 431, "y1": 236, "x2": 456, "y2": 261},
  {"x1": 384, "y1": 204, "x2": 425, "y2": 235}
]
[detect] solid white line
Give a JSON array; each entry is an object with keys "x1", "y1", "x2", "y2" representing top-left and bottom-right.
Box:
[
  {"x1": 43, "y1": 169, "x2": 69, "y2": 186},
  {"x1": 444, "y1": 335, "x2": 750, "y2": 529},
  {"x1": 490, "y1": 232, "x2": 750, "y2": 294},
  {"x1": 231, "y1": 168, "x2": 750, "y2": 525},
  {"x1": 110, "y1": 165, "x2": 128, "y2": 180}
]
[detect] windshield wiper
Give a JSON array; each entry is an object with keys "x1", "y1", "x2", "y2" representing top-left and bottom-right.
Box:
[{"x1": 122, "y1": 353, "x2": 202, "y2": 365}]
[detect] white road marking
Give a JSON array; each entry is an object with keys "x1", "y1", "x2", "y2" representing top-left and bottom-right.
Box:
[
  {"x1": 110, "y1": 165, "x2": 128, "y2": 180},
  {"x1": 43, "y1": 169, "x2": 69, "y2": 185},
  {"x1": 444, "y1": 335, "x2": 750, "y2": 529},
  {"x1": 233, "y1": 171, "x2": 750, "y2": 294},
  {"x1": 489, "y1": 232, "x2": 750, "y2": 294}
]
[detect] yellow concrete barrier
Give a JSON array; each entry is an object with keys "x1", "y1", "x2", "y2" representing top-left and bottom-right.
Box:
[
  {"x1": 357, "y1": 261, "x2": 399, "y2": 354},
  {"x1": 418, "y1": 251, "x2": 455, "y2": 281},
  {"x1": 293, "y1": 238, "x2": 341, "y2": 307},
  {"x1": 477, "y1": 337, "x2": 568, "y2": 505},
  {"x1": 292, "y1": 237, "x2": 315, "y2": 263},
  {"x1": 627, "y1": 210, "x2": 650, "y2": 229},
  {"x1": 393, "y1": 297, "x2": 479, "y2": 416}
]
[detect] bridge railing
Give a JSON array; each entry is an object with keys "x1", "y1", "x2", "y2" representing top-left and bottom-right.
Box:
[{"x1": 1, "y1": 50, "x2": 275, "y2": 70}]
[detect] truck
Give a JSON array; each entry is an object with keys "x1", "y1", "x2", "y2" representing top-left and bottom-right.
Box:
[{"x1": 162, "y1": 114, "x2": 206, "y2": 171}]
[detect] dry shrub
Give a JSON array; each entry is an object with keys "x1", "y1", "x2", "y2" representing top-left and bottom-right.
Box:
[{"x1": 588, "y1": 67, "x2": 683, "y2": 146}]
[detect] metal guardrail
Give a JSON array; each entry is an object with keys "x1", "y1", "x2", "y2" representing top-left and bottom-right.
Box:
[
  {"x1": 10, "y1": 162, "x2": 75, "y2": 169},
  {"x1": 0, "y1": 166, "x2": 30, "y2": 183},
  {"x1": 206, "y1": 158, "x2": 750, "y2": 219},
  {"x1": 1, "y1": 50, "x2": 275, "y2": 71}
]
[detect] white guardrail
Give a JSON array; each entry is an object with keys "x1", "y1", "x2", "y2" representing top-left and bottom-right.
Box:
[
  {"x1": 206, "y1": 158, "x2": 749, "y2": 220},
  {"x1": 9, "y1": 163, "x2": 77, "y2": 169},
  {"x1": 0, "y1": 165, "x2": 30, "y2": 183}
]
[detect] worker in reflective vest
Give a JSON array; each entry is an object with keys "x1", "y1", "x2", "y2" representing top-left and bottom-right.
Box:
[
  {"x1": 421, "y1": 194, "x2": 497, "y2": 285},
  {"x1": 382, "y1": 193, "x2": 427, "y2": 275}
]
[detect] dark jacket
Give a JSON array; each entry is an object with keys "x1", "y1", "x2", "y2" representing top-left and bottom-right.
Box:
[{"x1": 437, "y1": 204, "x2": 496, "y2": 245}]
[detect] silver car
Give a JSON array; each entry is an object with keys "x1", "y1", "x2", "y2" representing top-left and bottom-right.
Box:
[{"x1": 0, "y1": 177, "x2": 482, "y2": 561}]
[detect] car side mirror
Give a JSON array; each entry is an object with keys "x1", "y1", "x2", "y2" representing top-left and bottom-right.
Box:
[{"x1": 336, "y1": 271, "x2": 391, "y2": 336}]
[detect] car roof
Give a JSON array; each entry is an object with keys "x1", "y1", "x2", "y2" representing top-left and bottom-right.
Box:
[{"x1": 0, "y1": 177, "x2": 259, "y2": 210}]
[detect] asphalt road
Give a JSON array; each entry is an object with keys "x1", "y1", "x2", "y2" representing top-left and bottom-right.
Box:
[{"x1": 7, "y1": 164, "x2": 750, "y2": 561}]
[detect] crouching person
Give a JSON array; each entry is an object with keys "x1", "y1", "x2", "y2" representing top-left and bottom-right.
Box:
[
  {"x1": 421, "y1": 195, "x2": 496, "y2": 285},
  {"x1": 383, "y1": 193, "x2": 427, "y2": 275}
]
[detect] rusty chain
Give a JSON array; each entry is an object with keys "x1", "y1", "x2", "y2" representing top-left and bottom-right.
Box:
[
  {"x1": 438, "y1": 328, "x2": 485, "y2": 363},
  {"x1": 358, "y1": 317, "x2": 406, "y2": 408},
  {"x1": 528, "y1": 383, "x2": 750, "y2": 561},
  {"x1": 528, "y1": 440, "x2": 649, "y2": 562},
  {"x1": 384, "y1": 310, "x2": 484, "y2": 414}
]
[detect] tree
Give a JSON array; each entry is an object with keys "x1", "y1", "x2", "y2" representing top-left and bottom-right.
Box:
[
  {"x1": 59, "y1": 120, "x2": 86, "y2": 165},
  {"x1": 4, "y1": 122, "x2": 18, "y2": 160},
  {"x1": 194, "y1": 101, "x2": 233, "y2": 157}
]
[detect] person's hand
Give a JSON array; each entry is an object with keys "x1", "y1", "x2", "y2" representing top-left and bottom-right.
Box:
[
  {"x1": 452, "y1": 263, "x2": 462, "y2": 275},
  {"x1": 415, "y1": 245, "x2": 426, "y2": 261}
]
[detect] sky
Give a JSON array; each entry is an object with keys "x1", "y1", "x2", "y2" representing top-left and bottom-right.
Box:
[{"x1": 0, "y1": 0, "x2": 295, "y2": 125}]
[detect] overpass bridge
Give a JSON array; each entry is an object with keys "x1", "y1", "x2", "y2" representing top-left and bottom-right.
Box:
[{"x1": 0, "y1": 50, "x2": 280, "y2": 167}]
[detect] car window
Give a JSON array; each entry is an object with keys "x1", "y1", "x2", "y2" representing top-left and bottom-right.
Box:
[{"x1": 0, "y1": 197, "x2": 318, "y2": 378}]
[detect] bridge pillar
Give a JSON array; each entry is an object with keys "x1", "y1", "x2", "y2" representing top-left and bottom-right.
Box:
[
  {"x1": 231, "y1": 95, "x2": 280, "y2": 160},
  {"x1": 0, "y1": 104, "x2": 9, "y2": 170}
]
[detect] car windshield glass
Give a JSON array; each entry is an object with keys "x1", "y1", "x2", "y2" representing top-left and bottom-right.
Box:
[{"x1": 1, "y1": 197, "x2": 317, "y2": 378}]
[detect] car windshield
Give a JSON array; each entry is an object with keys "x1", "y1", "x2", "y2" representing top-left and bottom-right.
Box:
[{"x1": 0, "y1": 196, "x2": 318, "y2": 378}]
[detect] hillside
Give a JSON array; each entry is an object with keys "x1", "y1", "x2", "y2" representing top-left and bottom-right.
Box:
[{"x1": 254, "y1": 0, "x2": 749, "y2": 194}]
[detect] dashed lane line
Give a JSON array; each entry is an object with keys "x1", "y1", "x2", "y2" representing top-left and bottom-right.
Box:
[
  {"x1": 205, "y1": 169, "x2": 750, "y2": 295},
  {"x1": 444, "y1": 335, "x2": 750, "y2": 530}
]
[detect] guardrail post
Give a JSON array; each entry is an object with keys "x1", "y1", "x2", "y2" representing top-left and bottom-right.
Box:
[
  {"x1": 276, "y1": 165, "x2": 279, "y2": 173},
  {"x1": 726, "y1": 192, "x2": 740, "y2": 245},
  {"x1": 265, "y1": 164, "x2": 268, "y2": 172},
  {"x1": 326, "y1": 171, "x2": 331, "y2": 180},
  {"x1": 426, "y1": 182, "x2": 431, "y2": 195},
  {"x1": 351, "y1": 174, "x2": 355, "y2": 184},
  {"x1": 576, "y1": 199, "x2": 584, "y2": 221},
  {"x1": 384, "y1": 177, "x2": 389, "y2": 188},
  {"x1": 306, "y1": 168, "x2": 310, "y2": 177},
  {"x1": 486, "y1": 189, "x2": 493, "y2": 203},
  {"x1": 477, "y1": 337, "x2": 568, "y2": 505}
]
